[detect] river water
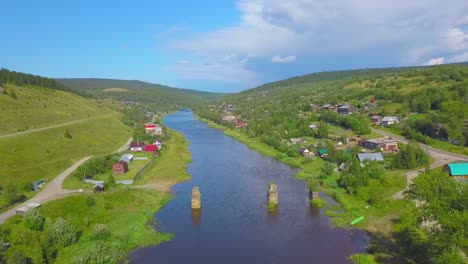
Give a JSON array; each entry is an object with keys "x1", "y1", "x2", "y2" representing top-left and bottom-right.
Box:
[{"x1": 130, "y1": 111, "x2": 368, "y2": 264}]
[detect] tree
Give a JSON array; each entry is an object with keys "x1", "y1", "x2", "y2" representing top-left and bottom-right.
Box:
[
  {"x1": 317, "y1": 121, "x2": 328, "y2": 138},
  {"x1": 45, "y1": 218, "x2": 78, "y2": 247}
]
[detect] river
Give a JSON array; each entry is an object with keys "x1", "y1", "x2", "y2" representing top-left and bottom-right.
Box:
[{"x1": 130, "y1": 110, "x2": 368, "y2": 263}]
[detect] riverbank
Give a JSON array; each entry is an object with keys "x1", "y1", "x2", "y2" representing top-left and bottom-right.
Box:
[
  {"x1": 0, "y1": 127, "x2": 192, "y2": 263},
  {"x1": 195, "y1": 114, "x2": 407, "y2": 263}
]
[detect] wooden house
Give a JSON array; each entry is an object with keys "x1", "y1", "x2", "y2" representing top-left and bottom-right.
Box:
[{"x1": 112, "y1": 161, "x2": 128, "y2": 175}]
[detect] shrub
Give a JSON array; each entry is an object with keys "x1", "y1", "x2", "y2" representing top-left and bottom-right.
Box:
[
  {"x1": 92, "y1": 224, "x2": 111, "y2": 240},
  {"x1": 24, "y1": 209, "x2": 45, "y2": 231},
  {"x1": 64, "y1": 129, "x2": 72, "y2": 139},
  {"x1": 71, "y1": 242, "x2": 123, "y2": 264},
  {"x1": 84, "y1": 196, "x2": 96, "y2": 207},
  {"x1": 7, "y1": 249, "x2": 29, "y2": 264},
  {"x1": 45, "y1": 218, "x2": 78, "y2": 247}
]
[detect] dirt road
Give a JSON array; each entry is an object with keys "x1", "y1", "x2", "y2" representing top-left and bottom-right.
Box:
[
  {"x1": 371, "y1": 129, "x2": 468, "y2": 199},
  {"x1": 0, "y1": 136, "x2": 132, "y2": 224}
]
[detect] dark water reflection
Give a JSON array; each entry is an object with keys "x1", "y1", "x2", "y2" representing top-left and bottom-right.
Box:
[{"x1": 130, "y1": 111, "x2": 368, "y2": 264}]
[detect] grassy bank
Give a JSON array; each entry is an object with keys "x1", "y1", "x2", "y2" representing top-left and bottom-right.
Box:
[
  {"x1": 1, "y1": 127, "x2": 193, "y2": 263},
  {"x1": 0, "y1": 189, "x2": 172, "y2": 264},
  {"x1": 137, "y1": 128, "x2": 192, "y2": 186}
]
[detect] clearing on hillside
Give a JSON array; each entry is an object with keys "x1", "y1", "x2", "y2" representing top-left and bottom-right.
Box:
[{"x1": 103, "y1": 87, "x2": 131, "y2": 92}]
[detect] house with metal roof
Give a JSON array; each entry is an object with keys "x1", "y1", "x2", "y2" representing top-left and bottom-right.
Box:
[
  {"x1": 381, "y1": 116, "x2": 400, "y2": 127},
  {"x1": 119, "y1": 153, "x2": 133, "y2": 164},
  {"x1": 357, "y1": 153, "x2": 384, "y2": 165},
  {"x1": 443, "y1": 163, "x2": 468, "y2": 181}
]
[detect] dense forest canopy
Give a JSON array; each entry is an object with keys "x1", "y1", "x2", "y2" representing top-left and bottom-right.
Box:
[{"x1": 0, "y1": 68, "x2": 74, "y2": 93}]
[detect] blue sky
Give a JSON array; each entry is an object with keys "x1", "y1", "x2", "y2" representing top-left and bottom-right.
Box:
[{"x1": 1, "y1": 0, "x2": 468, "y2": 92}]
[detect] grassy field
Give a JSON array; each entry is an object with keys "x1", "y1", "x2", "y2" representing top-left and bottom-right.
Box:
[
  {"x1": 0, "y1": 84, "x2": 132, "y2": 205},
  {"x1": 0, "y1": 84, "x2": 118, "y2": 135},
  {"x1": 137, "y1": 128, "x2": 192, "y2": 185},
  {"x1": 0, "y1": 189, "x2": 172, "y2": 264}
]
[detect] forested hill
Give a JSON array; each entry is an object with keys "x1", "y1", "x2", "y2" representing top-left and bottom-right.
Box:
[
  {"x1": 240, "y1": 62, "x2": 468, "y2": 96},
  {"x1": 0, "y1": 68, "x2": 74, "y2": 93},
  {"x1": 57, "y1": 78, "x2": 228, "y2": 110}
]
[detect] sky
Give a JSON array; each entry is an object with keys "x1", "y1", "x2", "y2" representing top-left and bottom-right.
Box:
[{"x1": 1, "y1": 0, "x2": 468, "y2": 92}]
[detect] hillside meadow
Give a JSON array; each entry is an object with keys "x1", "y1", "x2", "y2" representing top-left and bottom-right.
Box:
[{"x1": 0, "y1": 84, "x2": 118, "y2": 135}]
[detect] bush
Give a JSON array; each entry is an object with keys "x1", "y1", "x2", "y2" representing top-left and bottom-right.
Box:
[
  {"x1": 71, "y1": 242, "x2": 123, "y2": 264},
  {"x1": 45, "y1": 218, "x2": 78, "y2": 247},
  {"x1": 7, "y1": 249, "x2": 29, "y2": 264},
  {"x1": 64, "y1": 129, "x2": 72, "y2": 139},
  {"x1": 92, "y1": 224, "x2": 111, "y2": 240},
  {"x1": 24, "y1": 209, "x2": 45, "y2": 231},
  {"x1": 85, "y1": 196, "x2": 96, "y2": 207}
]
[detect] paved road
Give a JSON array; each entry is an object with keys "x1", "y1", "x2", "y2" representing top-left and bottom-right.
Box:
[
  {"x1": 371, "y1": 129, "x2": 468, "y2": 199},
  {"x1": 0, "y1": 136, "x2": 132, "y2": 224},
  {"x1": 0, "y1": 114, "x2": 115, "y2": 139}
]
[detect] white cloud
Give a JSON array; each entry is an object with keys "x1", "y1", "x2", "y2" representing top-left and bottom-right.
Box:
[
  {"x1": 271, "y1": 55, "x2": 296, "y2": 63},
  {"x1": 425, "y1": 57, "x2": 445, "y2": 66},
  {"x1": 163, "y1": 0, "x2": 468, "y2": 85}
]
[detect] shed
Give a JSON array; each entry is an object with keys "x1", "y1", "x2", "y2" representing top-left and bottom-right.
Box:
[
  {"x1": 318, "y1": 149, "x2": 328, "y2": 158},
  {"x1": 16, "y1": 207, "x2": 29, "y2": 216},
  {"x1": 119, "y1": 153, "x2": 133, "y2": 164},
  {"x1": 299, "y1": 147, "x2": 314, "y2": 157},
  {"x1": 443, "y1": 163, "x2": 468, "y2": 180},
  {"x1": 93, "y1": 183, "x2": 105, "y2": 193},
  {"x1": 357, "y1": 153, "x2": 384, "y2": 165}
]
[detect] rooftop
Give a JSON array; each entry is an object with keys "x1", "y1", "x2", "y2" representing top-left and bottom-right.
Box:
[
  {"x1": 446, "y1": 163, "x2": 468, "y2": 176},
  {"x1": 357, "y1": 152, "x2": 384, "y2": 162}
]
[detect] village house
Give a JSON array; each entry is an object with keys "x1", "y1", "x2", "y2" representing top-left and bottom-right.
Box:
[
  {"x1": 357, "y1": 153, "x2": 384, "y2": 165},
  {"x1": 144, "y1": 123, "x2": 156, "y2": 134},
  {"x1": 337, "y1": 104, "x2": 354, "y2": 115},
  {"x1": 222, "y1": 115, "x2": 236, "y2": 122},
  {"x1": 130, "y1": 142, "x2": 145, "y2": 152},
  {"x1": 155, "y1": 124, "x2": 163, "y2": 135},
  {"x1": 236, "y1": 121, "x2": 248, "y2": 129},
  {"x1": 443, "y1": 163, "x2": 468, "y2": 181},
  {"x1": 359, "y1": 138, "x2": 398, "y2": 151},
  {"x1": 299, "y1": 147, "x2": 314, "y2": 157},
  {"x1": 144, "y1": 144, "x2": 158, "y2": 153},
  {"x1": 322, "y1": 104, "x2": 335, "y2": 111},
  {"x1": 155, "y1": 140, "x2": 162, "y2": 150},
  {"x1": 381, "y1": 116, "x2": 400, "y2": 127},
  {"x1": 309, "y1": 123, "x2": 318, "y2": 130},
  {"x1": 112, "y1": 160, "x2": 128, "y2": 175},
  {"x1": 370, "y1": 115, "x2": 382, "y2": 126}
]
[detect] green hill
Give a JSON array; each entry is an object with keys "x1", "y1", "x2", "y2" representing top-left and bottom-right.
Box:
[
  {"x1": 56, "y1": 78, "x2": 229, "y2": 110},
  {"x1": 0, "y1": 82, "x2": 131, "y2": 210},
  {"x1": 197, "y1": 63, "x2": 468, "y2": 152}
]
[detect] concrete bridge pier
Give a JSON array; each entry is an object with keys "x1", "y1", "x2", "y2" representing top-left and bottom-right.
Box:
[{"x1": 191, "y1": 186, "x2": 201, "y2": 209}]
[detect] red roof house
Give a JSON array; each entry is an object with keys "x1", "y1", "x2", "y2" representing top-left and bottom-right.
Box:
[
  {"x1": 144, "y1": 144, "x2": 158, "y2": 152},
  {"x1": 112, "y1": 161, "x2": 128, "y2": 175}
]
